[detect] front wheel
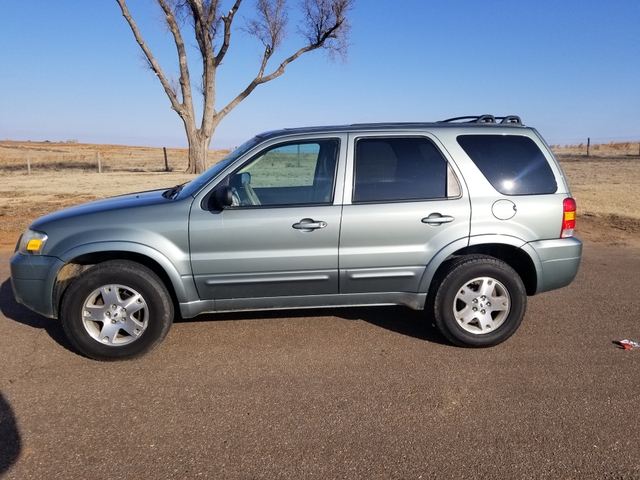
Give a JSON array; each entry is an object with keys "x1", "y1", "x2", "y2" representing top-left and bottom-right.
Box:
[
  {"x1": 60, "y1": 260, "x2": 174, "y2": 361},
  {"x1": 433, "y1": 255, "x2": 527, "y2": 347}
]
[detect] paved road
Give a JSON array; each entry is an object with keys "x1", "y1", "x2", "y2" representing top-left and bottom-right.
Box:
[{"x1": 1, "y1": 245, "x2": 639, "y2": 479}]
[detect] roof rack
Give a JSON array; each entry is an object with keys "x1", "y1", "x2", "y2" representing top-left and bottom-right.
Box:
[{"x1": 439, "y1": 115, "x2": 522, "y2": 125}]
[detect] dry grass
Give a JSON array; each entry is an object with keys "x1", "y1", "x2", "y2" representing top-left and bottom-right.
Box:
[
  {"x1": 552, "y1": 141, "x2": 640, "y2": 158},
  {"x1": 0, "y1": 140, "x2": 230, "y2": 173},
  {"x1": 1, "y1": 140, "x2": 640, "y2": 248},
  {"x1": 551, "y1": 142, "x2": 640, "y2": 221},
  {"x1": 560, "y1": 157, "x2": 640, "y2": 220},
  {"x1": 0, "y1": 141, "x2": 229, "y2": 244}
]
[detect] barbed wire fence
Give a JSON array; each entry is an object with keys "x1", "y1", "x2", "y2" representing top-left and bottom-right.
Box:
[
  {"x1": 0, "y1": 146, "x2": 231, "y2": 175},
  {"x1": 549, "y1": 138, "x2": 640, "y2": 157}
]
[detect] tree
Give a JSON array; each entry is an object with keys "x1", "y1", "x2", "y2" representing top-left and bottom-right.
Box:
[{"x1": 115, "y1": 0, "x2": 354, "y2": 174}]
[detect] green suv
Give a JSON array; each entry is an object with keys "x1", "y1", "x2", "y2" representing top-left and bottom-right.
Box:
[{"x1": 10, "y1": 115, "x2": 582, "y2": 360}]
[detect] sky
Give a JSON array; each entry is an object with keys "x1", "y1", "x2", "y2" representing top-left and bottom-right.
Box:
[{"x1": 1, "y1": 0, "x2": 639, "y2": 149}]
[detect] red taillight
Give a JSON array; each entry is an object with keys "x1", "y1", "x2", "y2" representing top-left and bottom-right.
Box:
[{"x1": 561, "y1": 197, "x2": 577, "y2": 238}]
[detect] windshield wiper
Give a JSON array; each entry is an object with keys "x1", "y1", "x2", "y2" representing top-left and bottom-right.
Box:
[{"x1": 162, "y1": 183, "x2": 184, "y2": 200}]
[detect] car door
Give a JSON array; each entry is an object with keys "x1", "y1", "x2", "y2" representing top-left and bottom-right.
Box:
[
  {"x1": 339, "y1": 133, "x2": 471, "y2": 294},
  {"x1": 189, "y1": 135, "x2": 346, "y2": 306}
]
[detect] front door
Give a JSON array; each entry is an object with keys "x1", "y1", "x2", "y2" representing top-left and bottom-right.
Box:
[{"x1": 189, "y1": 135, "x2": 346, "y2": 303}]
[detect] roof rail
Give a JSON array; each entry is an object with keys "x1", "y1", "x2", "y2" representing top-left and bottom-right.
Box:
[{"x1": 439, "y1": 115, "x2": 522, "y2": 125}]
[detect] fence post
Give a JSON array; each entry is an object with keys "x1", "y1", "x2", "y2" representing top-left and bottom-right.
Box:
[
  {"x1": 97, "y1": 151, "x2": 102, "y2": 173},
  {"x1": 586, "y1": 138, "x2": 590, "y2": 157},
  {"x1": 164, "y1": 147, "x2": 169, "y2": 171},
  {"x1": 27, "y1": 153, "x2": 31, "y2": 175}
]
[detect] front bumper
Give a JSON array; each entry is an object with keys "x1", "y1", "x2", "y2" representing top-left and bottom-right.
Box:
[{"x1": 10, "y1": 253, "x2": 64, "y2": 318}]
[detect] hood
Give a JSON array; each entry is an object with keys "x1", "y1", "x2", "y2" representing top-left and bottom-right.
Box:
[{"x1": 30, "y1": 188, "x2": 170, "y2": 229}]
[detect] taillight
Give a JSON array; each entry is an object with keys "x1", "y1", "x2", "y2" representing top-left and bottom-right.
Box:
[{"x1": 561, "y1": 198, "x2": 577, "y2": 238}]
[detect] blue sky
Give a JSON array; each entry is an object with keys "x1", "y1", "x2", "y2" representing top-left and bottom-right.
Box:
[{"x1": 1, "y1": 1, "x2": 638, "y2": 149}]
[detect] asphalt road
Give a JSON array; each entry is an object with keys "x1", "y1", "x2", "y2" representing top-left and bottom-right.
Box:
[{"x1": 1, "y1": 245, "x2": 639, "y2": 479}]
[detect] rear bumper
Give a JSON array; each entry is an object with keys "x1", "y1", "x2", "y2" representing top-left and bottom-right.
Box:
[
  {"x1": 526, "y1": 237, "x2": 583, "y2": 294},
  {"x1": 10, "y1": 253, "x2": 63, "y2": 318}
]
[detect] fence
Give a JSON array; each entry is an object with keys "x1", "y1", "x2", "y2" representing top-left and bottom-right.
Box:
[
  {"x1": 549, "y1": 139, "x2": 640, "y2": 158},
  {"x1": 0, "y1": 143, "x2": 230, "y2": 175}
]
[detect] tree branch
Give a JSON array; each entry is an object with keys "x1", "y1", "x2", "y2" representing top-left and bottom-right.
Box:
[
  {"x1": 115, "y1": 0, "x2": 184, "y2": 114},
  {"x1": 216, "y1": 42, "x2": 315, "y2": 122},
  {"x1": 156, "y1": 0, "x2": 195, "y2": 116},
  {"x1": 300, "y1": 0, "x2": 352, "y2": 61},
  {"x1": 215, "y1": 0, "x2": 242, "y2": 67},
  {"x1": 217, "y1": 0, "x2": 353, "y2": 122}
]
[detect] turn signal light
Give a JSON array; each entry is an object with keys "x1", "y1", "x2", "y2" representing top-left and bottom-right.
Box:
[
  {"x1": 561, "y1": 198, "x2": 577, "y2": 238},
  {"x1": 27, "y1": 239, "x2": 44, "y2": 251}
]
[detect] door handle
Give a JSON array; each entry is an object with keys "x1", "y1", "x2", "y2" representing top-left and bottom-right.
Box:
[
  {"x1": 293, "y1": 218, "x2": 327, "y2": 232},
  {"x1": 421, "y1": 213, "x2": 455, "y2": 225}
]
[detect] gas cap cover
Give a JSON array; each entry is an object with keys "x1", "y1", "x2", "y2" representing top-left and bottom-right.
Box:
[{"x1": 492, "y1": 199, "x2": 517, "y2": 220}]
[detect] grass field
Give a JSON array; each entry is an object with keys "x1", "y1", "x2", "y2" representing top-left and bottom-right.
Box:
[
  {"x1": 1, "y1": 140, "x2": 639, "y2": 248},
  {"x1": 551, "y1": 141, "x2": 640, "y2": 158},
  {"x1": 0, "y1": 140, "x2": 230, "y2": 173}
]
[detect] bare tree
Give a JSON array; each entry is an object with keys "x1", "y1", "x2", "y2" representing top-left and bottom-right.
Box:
[{"x1": 115, "y1": 0, "x2": 354, "y2": 174}]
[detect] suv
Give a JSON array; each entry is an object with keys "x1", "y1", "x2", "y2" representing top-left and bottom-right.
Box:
[{"x1": 10, "y1": 115, "x2": 582, "y2": 360}]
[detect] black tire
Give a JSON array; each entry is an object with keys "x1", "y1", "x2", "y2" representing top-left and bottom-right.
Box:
[
  {"x1": 433, "y1": 255, "x2": 527, "y2": 347},
  {"x1": 60, "y1": 260, "x2": 174, "y2": 361}
]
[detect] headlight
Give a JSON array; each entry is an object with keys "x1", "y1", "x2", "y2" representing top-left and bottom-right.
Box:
[{"x1": 19, "y1": 229, "x2": 48, "y2": 255}]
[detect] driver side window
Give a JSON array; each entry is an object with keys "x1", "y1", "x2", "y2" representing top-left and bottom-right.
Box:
[{"x1": 229, "y1": 139, "x2": 339, "y2": 207}]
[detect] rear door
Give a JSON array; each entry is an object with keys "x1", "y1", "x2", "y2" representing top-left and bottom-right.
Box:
[{"x1": 339, "y1": 132, "x2": 471, "y2": 293}]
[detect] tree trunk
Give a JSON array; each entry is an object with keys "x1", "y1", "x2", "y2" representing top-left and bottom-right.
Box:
[{"x1": 185, "y1": 129, "x2": 210, "y2": 174}]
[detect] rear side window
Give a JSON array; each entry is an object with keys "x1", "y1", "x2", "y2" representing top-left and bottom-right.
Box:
[
  {"x1": 353, "y1": 137, "x2": 450, "y2": 202},
  {"x1": 457, "y1": 135, "x2": 557, "y2": 195}
]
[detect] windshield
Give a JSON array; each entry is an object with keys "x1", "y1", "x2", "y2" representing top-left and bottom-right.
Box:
[{"x1": 177, "y1": 136, "x2": 261, "y2": 198}]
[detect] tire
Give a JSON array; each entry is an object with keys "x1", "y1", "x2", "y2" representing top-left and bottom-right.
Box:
[
  {"x1": 60, "y1": 260, "x2": 174, "y2": 361},
  {"x1": 433, "y1": 255, "x2": 527, "y2": 347}
]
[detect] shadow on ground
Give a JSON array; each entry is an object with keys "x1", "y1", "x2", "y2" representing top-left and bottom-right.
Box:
[
  {"x1": 0, "y1": 279, "x2": 73, "y2": 352},
  {"x1": 1, "y1": 276, "x2": 447, "y2": 354},
  {"x1": 185, "y1": 305, "x2": 448, "y2": 345},
  {"x1": 0, "y1": 392, "x2": 21, "y2": 474}
]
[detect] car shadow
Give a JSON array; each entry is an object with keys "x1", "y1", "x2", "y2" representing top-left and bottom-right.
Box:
[
  {"x1": 184, "y1": 305, "x2": 448, "y2": 345},
  {"x1": 0, "y1": 279, "x2": 74, "y2": 353},
  {"x1": 1, "y1": 276, "x2": 447, "y2": 351},
  {"x1": 0, "y1": 392, "x2": 21, "y2": 474}
]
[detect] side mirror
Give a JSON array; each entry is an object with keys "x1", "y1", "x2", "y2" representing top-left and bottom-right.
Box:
[{"x1": 211, "y1": 185, "x2": 234, "y2": 210}]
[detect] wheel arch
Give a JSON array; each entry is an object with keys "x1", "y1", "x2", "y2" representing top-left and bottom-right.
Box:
[
  {"x1": 420, "y1": 237, "x2": 538, "y2": 297},
  {"x1": 452, "y1": 243, "x2": 537, "y2": 295},
  {"x1": 53, "y1": 242, "x2": 198, "y2": 318}
]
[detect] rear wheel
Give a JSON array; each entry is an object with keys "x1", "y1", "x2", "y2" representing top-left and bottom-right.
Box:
[
  {"x1": 60, "y1": 260, "x2": 174, "y2": 361},
  {"x1": 433, "y1": 255, "x2": 527, "y2": 347}
]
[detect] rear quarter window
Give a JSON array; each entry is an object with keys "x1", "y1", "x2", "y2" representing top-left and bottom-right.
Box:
[{"x1": 457, "y1": 135, "x2": 557, "y2": 195}]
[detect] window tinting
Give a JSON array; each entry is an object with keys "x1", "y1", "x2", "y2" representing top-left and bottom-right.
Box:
[
  {"x1": 354, "y1": 137, "x2": 448, "y2": 202},
  {"x1": 457, "y1": 135, "x2": 557, "y2": 195}
]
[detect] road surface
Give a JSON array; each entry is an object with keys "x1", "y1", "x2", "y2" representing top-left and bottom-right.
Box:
[{"x1": 1, "y1": 245, "x2": 639, "y2": 479}]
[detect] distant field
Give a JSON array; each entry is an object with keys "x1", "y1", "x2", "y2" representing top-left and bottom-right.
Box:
[
  {"x1": 1, "y1": 140, "x2": 639, "y2": 247},
  {"x1": 552, "y1": 141, "x2": 640, "y2": 158},
  {"x1": 551, "y1": 142, "x2": 640, "y2": 222},
  {"x1": 0, "y1": 140, "x2": 230, "y2": 173},
  {"x1": 559, "y1": 157, "x2": 640, "y2": 219}
]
